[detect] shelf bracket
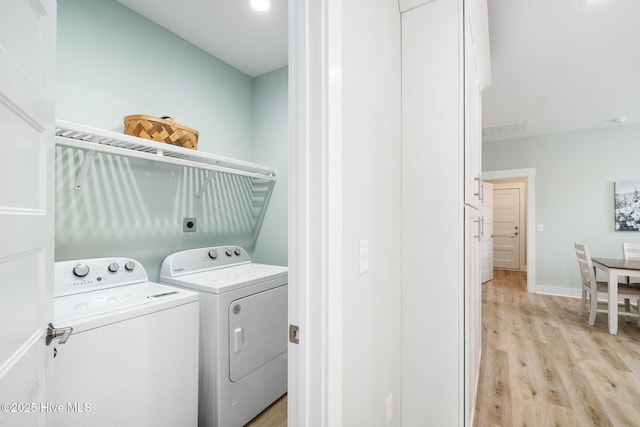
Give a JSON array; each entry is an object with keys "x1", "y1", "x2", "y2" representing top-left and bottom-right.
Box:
[
  {"x1": 196, "y1": 171, "x2": 215, "y2": 198},
  {"x1": 74, "y1": 148, "x2": 96, "y2": 192}
]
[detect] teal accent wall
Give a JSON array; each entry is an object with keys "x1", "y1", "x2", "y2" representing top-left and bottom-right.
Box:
[
  {"x1": 55, "y1": 0, "x2": 288, "y2": 279},
  {"x1": 56, "y1": 0, "x2": 253, "y2": 159},
  {"x1": 483, "y1": 124, "x2": 640, "y2": 293},
  {"x1": 252, "y1": 67, "x2": 288, "y2": 267}
]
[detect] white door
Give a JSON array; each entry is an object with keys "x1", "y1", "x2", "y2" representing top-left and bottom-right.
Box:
[
  {"x1": 493, "y1": 187, "x2": 521, "y2": 270},
  {"x1": 0, "y1": 1, "x2": 56, "y2": 426},
  {"x1": 480, "y1": 182, "x2": 493, "y2": 282}
]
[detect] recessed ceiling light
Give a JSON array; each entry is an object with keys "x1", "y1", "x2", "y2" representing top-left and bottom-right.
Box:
[{"x1": 250, "y1": 0, "x2": 271, "y2": 12}]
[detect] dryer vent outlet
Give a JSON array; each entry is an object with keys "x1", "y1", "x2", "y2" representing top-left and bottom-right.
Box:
[{"x1": 183, "y1": 218, "x2": 197, "y2": 232}]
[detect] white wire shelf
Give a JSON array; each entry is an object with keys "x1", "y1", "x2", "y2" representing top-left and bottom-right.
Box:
[{"x1": 55, "y1": 120, "x2": 277, "y2": 181}]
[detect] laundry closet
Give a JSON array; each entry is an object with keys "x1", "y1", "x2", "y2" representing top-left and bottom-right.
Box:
[{"x1": 53, "y1": 0, "x2": 289, "y2": 426}]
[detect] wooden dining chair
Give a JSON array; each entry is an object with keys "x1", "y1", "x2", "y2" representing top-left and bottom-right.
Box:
[
  {"x1": 622, "y1": 242, "x2": 640, "y2": 285},
  {"x1": 575, "y1": 243, "x2": 640, "y2": 327}
]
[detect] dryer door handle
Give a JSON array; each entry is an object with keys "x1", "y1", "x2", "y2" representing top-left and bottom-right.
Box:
[{"x1": 233, "y1": 327, "x2": 246, "y2": 353}]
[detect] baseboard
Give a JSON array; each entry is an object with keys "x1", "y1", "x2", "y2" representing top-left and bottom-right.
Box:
[{"x1": 532, "y1": 284, "x2": 582, "y2": 299}]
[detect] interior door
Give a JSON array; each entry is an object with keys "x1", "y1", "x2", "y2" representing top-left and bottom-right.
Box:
[
  {"x1": 0, "y1": 1, "x2": 56, "y2": 426},
  {"x1": 493, "y1": 187, "x2": 520, "y2": 270},
  {"x1": 480, "y1": 182, "x2": 493, "y2": 282}
]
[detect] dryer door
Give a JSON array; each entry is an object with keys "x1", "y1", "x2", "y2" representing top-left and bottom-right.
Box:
[{"x1": 228, "y1": 284, "x2": 288, "y2": 382}]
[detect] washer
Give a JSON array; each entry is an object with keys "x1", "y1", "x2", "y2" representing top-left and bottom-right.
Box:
[
  {"x1": 160, "y1": 246, "x2": 288, "y2": 427},
  {"x1": 53, "y1": 257, "x2": 199, "y2": 427}
]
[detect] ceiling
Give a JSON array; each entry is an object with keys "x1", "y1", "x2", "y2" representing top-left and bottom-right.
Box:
[
  {"x1": 483, "y1": 0, "x2": 640, "y2": 141},
  {"x1": 116, "y1": 0, "x2": 640, "y2": 142},
  {"x1": 115, "y1": 0, "x2": 288, "y2": 78}
]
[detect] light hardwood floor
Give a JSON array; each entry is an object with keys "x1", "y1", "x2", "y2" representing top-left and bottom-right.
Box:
[
  {"x1": 474, "y1": 269, "x2": 640, "y2": 426},
  {"x1": 245, "y1": 270, "x2": 640, "y2": 426},
  {"x1": 245, "y1": 394, "x2": 287, "y2": 427}
]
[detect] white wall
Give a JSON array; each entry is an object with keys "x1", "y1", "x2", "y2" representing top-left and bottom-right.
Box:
[
  {"x1": 401, "y1": 1, "x2": 465, "y2": 424},
  {"x1": 340, "y1": 0, "x2": 402, "y2": 424},
  {"x1": 483, "y1": 123, "x2": 640, "y2": 294}
]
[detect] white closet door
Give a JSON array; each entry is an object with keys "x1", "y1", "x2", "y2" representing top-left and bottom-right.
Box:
[{"x1": 0, "y1": 1, "x2": 56, "y2": 426}]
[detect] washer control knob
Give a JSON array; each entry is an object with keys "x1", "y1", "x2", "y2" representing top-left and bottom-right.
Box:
[
  {"x1": 107, "y1": 263, "x2": 119, "y2": 273},
  {"x1": 208, "y1": 249, "x2": 218, "y2": 260},
  {"x1": 225, "y1": 249, "x2": 233, "y2": 257},
  {"x1": 124, "y1": 261, "x2": 136, "y2": 272},
  {"x1": 72, "y1": 263, "x2": 90, "y2": 278},
  {"x1": 234, "y1": 248, "x2": 241, "y2": 256}
]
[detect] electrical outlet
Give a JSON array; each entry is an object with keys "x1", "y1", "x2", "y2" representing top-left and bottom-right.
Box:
[
  {"x1": 183, "y1": 217, "x2": 197, "y2": 232},
  {"x1": 386, "y1": 393, "x2": 392, "y2": 425}
]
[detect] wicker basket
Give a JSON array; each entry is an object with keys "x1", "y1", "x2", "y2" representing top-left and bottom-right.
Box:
[{"x1": 124, "y1": 115, "x2": 199, "y2": 150}]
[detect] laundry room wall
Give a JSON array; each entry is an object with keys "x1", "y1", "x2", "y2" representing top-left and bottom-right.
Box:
[
  {"x1": 55, "y1": 0, "x2": 288, "y2": 279},
  {"x1": 56, "y1": 0, "x2": 253, "y2": 159},
  {"x1": 252, "y1": 67, "x2": 288, "y2": 267}
]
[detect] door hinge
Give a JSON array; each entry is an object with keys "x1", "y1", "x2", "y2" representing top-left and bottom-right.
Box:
[
  {"x1": 289, "y1": 324, "x2": 299, "y2": 344},
  {"x1": 46, "y1": 323, "x2": 73, "y2": 346}
]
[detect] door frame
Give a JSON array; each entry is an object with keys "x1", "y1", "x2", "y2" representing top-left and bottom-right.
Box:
[
  {"x1": 288, "y1": 0, "x2": 342, "y2": 425},
  {"x1": 483, "y1": 168, "x2": 536, "y2": 292}
]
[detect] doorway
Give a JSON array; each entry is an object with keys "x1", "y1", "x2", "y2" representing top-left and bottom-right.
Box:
[{"x1": 482, "y1": 168, "x2": 536, "y2": 292}]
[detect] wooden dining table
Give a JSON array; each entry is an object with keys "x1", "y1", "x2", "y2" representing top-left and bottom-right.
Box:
[{"x1": 591, "y1": 257, "x2": 640, "y2": 334}]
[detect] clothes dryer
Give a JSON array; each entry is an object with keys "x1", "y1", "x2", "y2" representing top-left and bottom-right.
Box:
[{"x1": 160, "y1": 246, "x2": 288, "y2": 427}]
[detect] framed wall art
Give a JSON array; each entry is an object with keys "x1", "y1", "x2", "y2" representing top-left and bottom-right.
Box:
[{"x1": 615, "y1": 179, "x2": 640, "y2": 231}]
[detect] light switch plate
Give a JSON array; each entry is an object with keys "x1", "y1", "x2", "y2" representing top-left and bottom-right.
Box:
[
  {"x1": 537, "y1": 223, "x2": 544, "y2": 232},
  {"x1": 359, "y1": 240, "x2": 369, "y2": 274}
]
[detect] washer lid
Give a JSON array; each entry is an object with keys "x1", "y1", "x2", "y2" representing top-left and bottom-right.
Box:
[
  {"x1": 53, "y1": 282, "x2": 198, "y2": 332},
  {"x1": 161, "y1": 263, "x2": 288, "y2": 294}
]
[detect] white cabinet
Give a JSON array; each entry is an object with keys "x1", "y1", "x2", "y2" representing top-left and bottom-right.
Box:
[
  {"x1": 401, "y1": 0, "x2": 486, "y2": 426},
  {"x1": 464, "y1": 2, "x2": 483, "y2": 209},
  {"x1": 463, "y1": 3, "x2": 484, "y2": 426}
]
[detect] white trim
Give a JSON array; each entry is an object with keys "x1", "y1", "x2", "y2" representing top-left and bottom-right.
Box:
[
  {"x1": 326, "y1": 0, "x2": 343, "y2": 425},
  {"x1": 482, "y1": 168, "x2": 536, "y2": 293},
  {"x1": 288, "y1": 0, "x2": 340, "y2": 425},
  {"x1": 533, "y1": 285, "x2": 581, "y2": 299}
]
